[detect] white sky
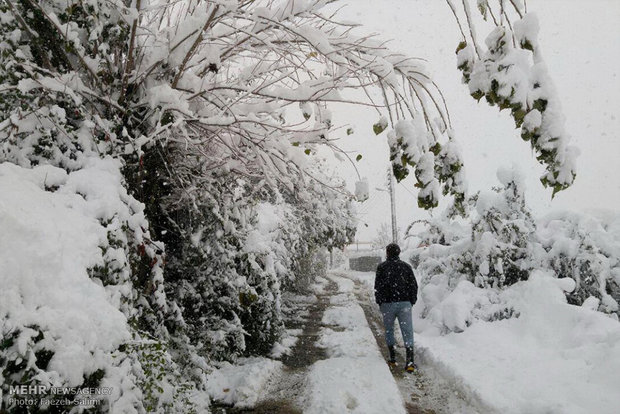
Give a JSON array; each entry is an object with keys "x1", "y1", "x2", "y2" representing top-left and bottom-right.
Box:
[{"x1": 321, "y1": 0, "x2": 620, "y2": 242}]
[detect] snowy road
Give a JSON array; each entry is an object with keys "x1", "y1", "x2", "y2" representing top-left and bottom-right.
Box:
[
  {"x1": 339, "y1": 270, "x2": 488, "y2": 414},
  {"x1": 303, "y1": 272, "x2": 406, "y2": 413},
  {"x1": 210, "y1": 270, "x2": 481, "y2": 413},
  {"x1": 331, "y1": 271, "x2": 485, "y2": 414}
]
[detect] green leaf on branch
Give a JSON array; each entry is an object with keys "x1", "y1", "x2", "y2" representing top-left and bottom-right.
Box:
[
  {"x1": 521, "y1": 129, "x2": 533, "y2": 142},
  {"x1": 400, "y1": 154, "x2": 410, "y2": 166},
  {"x1": 373, "y1": 118, "x2": 387, "y2": 135},
  {"x1": 471, "y1": 90, "x2": 484, "y2": 101},
  {"x1": 392, "y1": 164, "x2": 409, "y2": 182},
  {"x1": 513, "y1": 108, "x2": 526, "y2": 128},
  {"x1": 417, "y1": 194, "x2": 438, "y2": 210},
  {"x1": 533, "y1": 99, "x2": 548, "y2": 113},
  {"x1": 520, "y1": 39, "x2": 534, "y2": 51}
]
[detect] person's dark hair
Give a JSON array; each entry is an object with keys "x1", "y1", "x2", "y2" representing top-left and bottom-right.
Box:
[{"x1": 386, "y1": 243, "x2": 400, "y2": 258}]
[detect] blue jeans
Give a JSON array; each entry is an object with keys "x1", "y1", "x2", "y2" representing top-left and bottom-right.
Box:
[{"x1": 380, "y1": 301, "x2": 414, "y2": 347}]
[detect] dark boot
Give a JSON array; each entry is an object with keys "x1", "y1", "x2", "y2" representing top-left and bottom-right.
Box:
[
  {"x1": 388, "y1": 345, "x2": 396, "y2": 365},
  {"x1": 405, "y1": 346, "x2": 415, "y2": 372}
]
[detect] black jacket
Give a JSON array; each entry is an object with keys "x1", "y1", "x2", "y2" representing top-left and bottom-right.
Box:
[{"x1": 374, "y1": 256, "x2": 418, "y2": 305}]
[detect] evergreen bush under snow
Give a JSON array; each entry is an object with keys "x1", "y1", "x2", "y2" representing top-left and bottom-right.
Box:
[{"x1": 409, "y1": 168, "x2": 620, "y2": 335}]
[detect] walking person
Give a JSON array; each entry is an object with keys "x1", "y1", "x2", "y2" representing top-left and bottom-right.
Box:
[{"x1": 374, "y1": 243, "x2": 418, "y2": 372}]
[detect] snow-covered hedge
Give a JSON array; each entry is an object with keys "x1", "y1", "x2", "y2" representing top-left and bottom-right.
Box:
[
  {"x1": 409, "y1": 169, "x2": 620, "y2": 335},
  {"x1": 0, "y1": 158, "x2": 203, "y2": 412}
]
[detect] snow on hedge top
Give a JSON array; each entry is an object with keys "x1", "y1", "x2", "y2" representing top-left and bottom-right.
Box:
[{"x1": 0, "y1": 158, "x2": 133, "y2": 387}]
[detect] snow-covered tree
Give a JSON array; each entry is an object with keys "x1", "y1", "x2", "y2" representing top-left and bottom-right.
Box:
[
  {"x1": 469, "y1": 168, "x2": 539, "y2": 288},
  {"x1": 0, "y1": 0, "x2": 584, "y2": 411},
  {"x1": 412, "y1": 167, "x2": 538, "y2": 288},
  {"x1": 410, "y1": 174, "x2": 620, "y2": 334},
  {"x1": 371, "y1": 222, "x2": 400, "y2": 250}
]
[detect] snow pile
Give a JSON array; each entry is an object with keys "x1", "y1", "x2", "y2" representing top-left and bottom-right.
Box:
[
  {"x1": 420, "y1": 280, "x2": 500, "y2": 334},
  {"x1": 538, "y1": 210, "x2": 620, "y2": 313},
  {"x1": 417, "y1": 271, "x2": 620, "y2": 413},
  {"x1": 206, "y1": 357, "x2": 282, "y2": 408},
  {"x1": 270, "y1": 329, "x2": 302, "y2": 358}
]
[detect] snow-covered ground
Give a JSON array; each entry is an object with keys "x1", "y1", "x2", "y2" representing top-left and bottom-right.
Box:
[
  {"x1": 305, "y1": 273, "x2": 405, "y2": 414},
  {"x1": 206, "y1": 358, "x2": 283, "y2": 409},
  {"x1": 205, "y1": 273, "x2": 408, "y2": 413},
  {"x1": 348, "y1": 269, "x2": 620, "y2": 414}
]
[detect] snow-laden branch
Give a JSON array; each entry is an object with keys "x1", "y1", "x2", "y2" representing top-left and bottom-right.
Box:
[
  {"x1": 123, "y1": 0, "x2": 466, "y2": 210},
  {"x1": 449, "y1": 0, "x2": 577, "y2": 196}
]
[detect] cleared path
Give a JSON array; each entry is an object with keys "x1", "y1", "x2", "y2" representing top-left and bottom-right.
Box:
[
  {"x1": 213, "y1": 270, "x2": 481, "y2": 413},
  {"x1": 333, "y1": 270, "x2": 483, "y2": 414}
]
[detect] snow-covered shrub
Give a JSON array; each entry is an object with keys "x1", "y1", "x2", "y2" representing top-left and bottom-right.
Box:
[
  {"x1": 411, "y1": 168, "x2": 538, "y2": 289},
  {"x1": 288, "y1": 175, "x2": 357, "y2": 290},
  {"x1": 539, "y1": 212, "x2": 620, "y2": 315},
  {"x1": 154, "y1": 168, "x2": 264, "y2": 361},
  {"x1": 0, "y1": 1, "x2": 191, "y2": 406},
  {"x1": 0, "y1": 160, "x2": 191, "y2": 413},
  {"x1": 142, "y1": 132, "x2": 356, "y2": 360},
  {"x1": 421, "y1": 279, "x2": 518, "y2": 334},
  {"x1": 468, "y1": 168, "x2": 540, "y2": 288},
  {"x1": 411, "y1": 169, "x2": 620, "y2": 334}
]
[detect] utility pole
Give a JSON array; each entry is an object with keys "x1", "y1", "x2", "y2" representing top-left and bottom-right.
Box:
[{"x1": 386, "y1": 166, "x2": 398, "y2": 244}]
